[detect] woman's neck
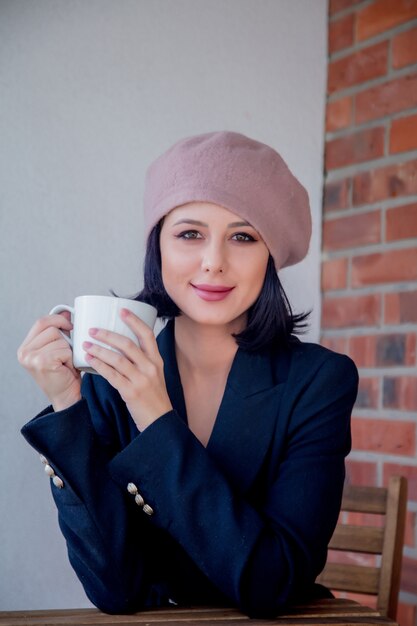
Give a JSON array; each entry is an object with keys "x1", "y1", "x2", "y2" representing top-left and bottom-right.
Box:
[{"x1": 173, "y1": 316, "x2": 243, "y2": 379}]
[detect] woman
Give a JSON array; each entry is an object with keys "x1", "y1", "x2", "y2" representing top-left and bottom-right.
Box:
[{"x1": 18, "y1": 131, "x2": 359, "y2": 618}]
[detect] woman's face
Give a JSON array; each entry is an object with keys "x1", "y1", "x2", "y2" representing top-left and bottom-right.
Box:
[{"x1": 159, "y1": 202, "x2": 270, "y2": 329}]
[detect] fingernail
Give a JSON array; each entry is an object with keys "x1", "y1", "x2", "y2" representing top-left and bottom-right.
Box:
[
  {"x1": 89, "y1": 328, "x2": 98, "y2": 336},
  {"x1": 121, "y1": 308, "x2": 130, "y2": 317},
  {"x1": 83, "y1": 341, "x2": 93, "y2": 349}
]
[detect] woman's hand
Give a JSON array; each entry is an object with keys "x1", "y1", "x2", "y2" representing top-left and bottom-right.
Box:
[
  {"x1": 82, "y1": 308, "x2": 173, "y2": 432},
  {"x1": 17, "y1": 311, "x2": 82, "y2": 411}
]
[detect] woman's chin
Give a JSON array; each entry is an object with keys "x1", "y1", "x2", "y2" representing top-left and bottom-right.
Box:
[{"x1": 177, "y1": 308, "x2": 246, "y2": 330}]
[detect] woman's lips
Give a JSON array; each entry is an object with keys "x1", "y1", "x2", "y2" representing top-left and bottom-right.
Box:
[{"x1": 191, "y1": 284, "x2": 235, "y2": 301}]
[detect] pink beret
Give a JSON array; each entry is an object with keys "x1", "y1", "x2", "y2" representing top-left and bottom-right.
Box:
[{"x1": 143, "y1": 131, "x2": 312, "y2": 270}]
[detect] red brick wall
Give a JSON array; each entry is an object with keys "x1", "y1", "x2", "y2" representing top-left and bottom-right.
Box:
[{"x1": 322, "y1": 1, "x2": 417, "y2": 623}]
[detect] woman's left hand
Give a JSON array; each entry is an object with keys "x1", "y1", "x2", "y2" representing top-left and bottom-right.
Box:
[{"x1": 83, "y1": 308, "x2": 173, "y2": 432}]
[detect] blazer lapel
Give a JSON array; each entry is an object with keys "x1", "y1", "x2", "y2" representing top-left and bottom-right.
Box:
[
  {"x1": 157, "y1": 319, "x2": 188, "y2": 424},
  {"x1": 156, "y1": 319, "x2": 293, "y2": 494},
  {"x1": 207, "y1": 345, "x2": 291, "y2": 494}
]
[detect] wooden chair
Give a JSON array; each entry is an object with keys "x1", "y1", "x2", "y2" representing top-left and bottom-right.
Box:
[{"x1": 316, "y1": 475, "x2": 407, "y2": 620}]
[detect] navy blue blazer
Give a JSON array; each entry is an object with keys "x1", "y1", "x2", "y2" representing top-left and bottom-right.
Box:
[{"x1": 21, "y1": 319, "x2": 359, "y2": 618}]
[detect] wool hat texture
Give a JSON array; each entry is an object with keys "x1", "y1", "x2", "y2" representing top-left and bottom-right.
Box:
[{"x1": 143, "y1": 130, "x2": 312, "y2": 270}]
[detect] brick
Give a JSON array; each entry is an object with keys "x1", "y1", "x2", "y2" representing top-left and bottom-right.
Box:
[
  {"x1": 376, "y1": 333, "x2": 416, "y2": 366},
  {"x1": 357, "y1": 0, "x2": 417, "y2": 42},
  {"x1": 353, "y1": 160, "x2": 417, "y2": 206},
  {"x1": 320, "y1": 336, "x2": 349, "y2": 353},
  {"x1": 326, "y1": 127, "x2": 385, "y2": 170},
  {"x1": 390, "y1": 113, "x2": 417, "y2": 154},
  {"x1": 397, "y1": 603, "x2": 417, "y2": 626},
  {"x1": 323, "y1": 211, "x2": 381, "y2": 250},
  {"x1": 385, "y1": 289, "x2": 417, "y2": 324},
  {"x1": 346, "y1": 459, "x2": 377, "y2": 485},
  {"x1": 384, "y1": 463, "x2": 417, "y2": 501},
  {"x1": 348, "y1": 333, "x2": 416, "y2": 366},
  {"x1": 352, "y1": 417, "x2": 416, "y2": 456},
  {"x1": 321, "y1": 294, "x2": 381, "y2": 328},
  {"x1": 321, "y1": 257, "x2": 348, "y2": 291},
  {"x1": 329, "y1": 14, "x2": 355, "y2": 54},
  {"x1": 383, "y1": 376, "x2": 417, "y2": 410},
  {"x1": 356, "y1": 376, "x2": 379, "y2": 409},
  {"x1": 328, "y1": 41, "x2": 388, "y2": 93},
  {"x1": 327, "y1": 549, "x2": 377, "y2": 567},
  {"x1": 355, "y1": 73, "x2": 417, "y2": 124},
  {"x1": 386, "y1": 202, "x2": 417, "y2": 240},
  {"x1": 329, "y1": 0, "x2": 362, "y2": 15},
  {"x1": 348, "y1": 334, "x2": 378, "y2": 366},
  {"x1": 346, "y1": 511, "x2": 384, "y2": 528},
  {"x1": 340, "y1": 592, "x2": 378, "y2": 609},
  {"x1": 326, "y1": 97, "x2": 353, "y2": 132},
  {"x1": 400, "y1": 556, "x2": 417, "y2": 595},
  {"x1": 405, "y1": 510, "x2": 416, "y2": 548},
  {"x1": 392, "y1": 25, "x2": 417, "y2": 69},
  {"x1": 323, "y1": 177, "x2": 351, "y2": 212},
  {"x1": 351, "y1": 248, "x2": 417, "y2": 286}
]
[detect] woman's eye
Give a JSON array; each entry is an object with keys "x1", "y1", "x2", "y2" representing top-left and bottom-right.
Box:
[
  {"x1": 175, "y1": 230, "x2": 255, "y2": 242},
  {"x1": 232, "y1": 232, "x2": 255, "y2": 242},
  {"x1": 177, "y1": 230, "x2": 202, "y2": 239}
]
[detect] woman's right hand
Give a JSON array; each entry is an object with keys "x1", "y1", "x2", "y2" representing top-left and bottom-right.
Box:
[{"x1": 17, "y1": 311, "x2": 82, "y2": 411}]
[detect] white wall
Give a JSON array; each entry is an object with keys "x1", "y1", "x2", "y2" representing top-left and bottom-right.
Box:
[{"x1": 0, "y1": 0, "x2": 327, "y2": 609}]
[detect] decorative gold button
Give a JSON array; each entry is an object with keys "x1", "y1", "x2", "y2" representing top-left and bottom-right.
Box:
[
  {"x1": 134, "y1": 493, "x2": 145, "y2": 507},
  {"x1": 44, "y1": 464, "x2": 55, "y2": 477},
  {"x1": 127, "y1": 482, "x2": 138, "y2": 495},
  {"x1": 52, "y1": 476, "x2": 64, "y2": 489},
  {"x1": 143, "y1": 504, "x2": 154, "y2": 516}
]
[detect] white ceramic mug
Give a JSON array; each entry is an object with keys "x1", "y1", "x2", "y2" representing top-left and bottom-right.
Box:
[{"x1": 49, "y1": 295, "x2": 157, "y2": 375}]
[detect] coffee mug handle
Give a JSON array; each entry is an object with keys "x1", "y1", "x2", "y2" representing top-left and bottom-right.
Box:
[{"x1": 48, "y1": 304, "x2": 75, "y2": 347}]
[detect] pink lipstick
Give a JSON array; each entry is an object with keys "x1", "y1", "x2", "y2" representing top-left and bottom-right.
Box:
[{"x1": 191, "y1": 283, "x2": 234, "y2": 302}]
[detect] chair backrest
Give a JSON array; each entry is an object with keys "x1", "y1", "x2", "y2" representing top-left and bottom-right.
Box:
[{"x1": 316, "y1": 475, "x2": 407, "y2": 620}]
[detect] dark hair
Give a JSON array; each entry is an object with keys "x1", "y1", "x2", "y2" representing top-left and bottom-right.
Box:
[{"x1": 121, "y1": 219, "x2": 312, "y2": 353}]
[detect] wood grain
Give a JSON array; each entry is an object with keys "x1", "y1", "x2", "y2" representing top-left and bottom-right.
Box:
[{"x1": 0, "y1": 600, "x2": 398, "y2": 626}]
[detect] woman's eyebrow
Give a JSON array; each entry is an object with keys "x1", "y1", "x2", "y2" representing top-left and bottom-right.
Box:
[{"x1": 172, "y1": 218, "x2": 252, "y2": 228}]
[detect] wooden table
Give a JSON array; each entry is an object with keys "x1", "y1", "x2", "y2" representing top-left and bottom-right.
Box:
[{"x1": 0, "y1": 600, "x2": 399, "y2": 626}]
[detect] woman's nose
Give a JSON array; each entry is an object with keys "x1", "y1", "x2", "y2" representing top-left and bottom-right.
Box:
[{"x1": 201, "y1": 242, "x2": 226, "y2": 273}]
